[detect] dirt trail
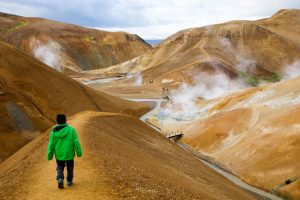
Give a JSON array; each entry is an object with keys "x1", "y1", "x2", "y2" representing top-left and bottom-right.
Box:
[
  {"x1": 0, "y1": 111, "x2": 261, "y2": 200},
  {"x1": 3, "y1": 112, "x2": 118, "y2": 200}
]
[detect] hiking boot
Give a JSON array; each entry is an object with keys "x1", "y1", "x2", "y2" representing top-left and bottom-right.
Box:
[
  {"x1": 67, "y1": 181, "x2": 73, "y2": 187},
  {"x1": 58, "y1": 179, "x2": 64, "y2": 189}
]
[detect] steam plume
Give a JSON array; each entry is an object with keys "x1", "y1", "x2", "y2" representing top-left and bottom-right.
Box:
[
  {"x1": 282, "y1": 60, "x2": 300, "y2": 80},
  {"x1": 33, "y1": 40, "x2": 63, "y2": 72}
]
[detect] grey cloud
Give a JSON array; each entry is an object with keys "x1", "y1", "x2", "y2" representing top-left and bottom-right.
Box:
[
  {"x1": 0, "y1": 0, "x2": 152, "y2": 27},
  {"x1": 0, "y1": 0, "x2": 299, "y2": 39}
]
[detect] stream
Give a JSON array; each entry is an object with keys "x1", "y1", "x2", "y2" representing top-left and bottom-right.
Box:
[{"x1": 83, "y1": 77, "x2": 124, "y2": 85}]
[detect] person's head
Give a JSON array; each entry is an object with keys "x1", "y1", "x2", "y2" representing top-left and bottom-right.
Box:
[{"x1": 56, "y1": 114, "x2": 67, "y2": 125}]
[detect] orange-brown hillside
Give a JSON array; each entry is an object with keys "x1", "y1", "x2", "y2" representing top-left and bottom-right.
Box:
[
  {"x1": 155, "y1": 76, "x2": 300, "y2": 200},
  {"x1": 86, "y1": 9, "x2": 300, "y2": 98},
  {"x1": 0, "y1": 40, "x2": 149, "y2": 163},
  {"x1": 0, "y1": 12, "x2": 151, "y2": 72},
  {"x1": 0, "y1": 111, "x2": 260, "y2": 200}
]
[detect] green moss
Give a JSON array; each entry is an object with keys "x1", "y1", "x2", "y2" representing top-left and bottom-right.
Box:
[
  {"x1": 239, "y1": 72, "x2": 260, "y2": 87},
  {"x1": 239, "y1": 72, "x2": 282, "y2": 87},
  {"x1": 262, "y1": 72, "x2": 281, "y2": 83},
  {"x1": 83, "y1": 36, "x2": 96, "y2": 42},
  {"x1": 7, "y1": 21, "x2": 29, "y2": 32}
]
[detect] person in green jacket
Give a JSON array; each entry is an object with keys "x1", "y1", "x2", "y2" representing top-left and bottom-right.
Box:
[{"x1": 47, "y1": 114, "x2": 82, "y2": 189}]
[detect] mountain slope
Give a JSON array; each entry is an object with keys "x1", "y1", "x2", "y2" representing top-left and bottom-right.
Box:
[
  {"x1": 143, "y1": 9, "x2": 300, "y2": 81},
  {"x1": 0, "y1": 40, "x2": 149, "y2": 162},
  {"x1": 0, "y1": 12, "x2": 151, "y2": 72},
  {"x1": 0, "y1": 111, "x2": 260, "y2": 200},
  {"x1": 155, "y1": 76, "x2": 300, "y2": 200},
  {"x1": 86, "y1": 9, "x2": 300, "y2": 98}
]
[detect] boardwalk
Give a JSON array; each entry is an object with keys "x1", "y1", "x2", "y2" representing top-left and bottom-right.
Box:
[{"x1": 167, "y1": 132, "x2": 183, "y2": 141}]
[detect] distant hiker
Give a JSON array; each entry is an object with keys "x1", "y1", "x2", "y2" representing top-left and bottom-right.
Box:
[
  {"x1": 162, "y1": 87, "x2": 170, "y2": 98},
  {"x1": 47, "y1": 114, "x2": 82, "y2": 189}
]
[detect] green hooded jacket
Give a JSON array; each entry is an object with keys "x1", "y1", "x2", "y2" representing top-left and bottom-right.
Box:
[{"x1": 47, "y1": 124, "x2": 82, "y2": 161}]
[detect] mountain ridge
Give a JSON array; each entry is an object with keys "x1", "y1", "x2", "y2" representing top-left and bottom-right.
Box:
[
  {"x1": 85, "y1": 9, "x2": 300, "y2": 99},
  {"x1": 0, "y1": 12, "x2": 152, "y2": 72}
]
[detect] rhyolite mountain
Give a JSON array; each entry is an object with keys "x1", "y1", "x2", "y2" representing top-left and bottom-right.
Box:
[
  {"x1": 0, "y1": 40, "x2": 149, "y2": 163},
  {"x1": 0, "y1": 12, "x2": 151, "y2": 72},
  {"x1": 87, "y1": 9, "x2": 300, "y2": 98}
]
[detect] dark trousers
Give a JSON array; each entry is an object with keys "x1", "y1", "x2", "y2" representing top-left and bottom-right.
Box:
[{"x1": 56, "y1": 159, "x2": 74, "y2": 182}]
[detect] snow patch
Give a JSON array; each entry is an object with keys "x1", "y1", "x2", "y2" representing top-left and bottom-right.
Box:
[
  {"x1": 161, "y1": 79, "x2": 173, "y2": 83},
  {"x1": 262, "y1": 94, "x2": 300, "y2": 108},
  {"x1": 244, "y1": 90, "x2": 275, "y2": 106}
]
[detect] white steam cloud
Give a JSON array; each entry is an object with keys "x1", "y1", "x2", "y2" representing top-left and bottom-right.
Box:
[
  {"x1": 171, "y1": 38, "x2": 251, "y2": 102},
  {"x1": 156, "y1": 38, "x2": 255, "y2": 121},
  {"x1": 135, "y1": 72, "x2": 143, "y2": 85},
  {"x1": 282, "y1": 60, "x2": 300, "y2": 80},
  {"x1": 33, "y1": 41, "x2": 63, "y2": 72},
  {"x1": 155, "y1": 38, "x2": 300, "y2": 127},
  {"x1": 173, "y1": 69, "x2": 246, "y2": 100},
  {"x1": 159, "y1": 67, "x2": 247, "y2": 121},
  {"x1": 220, "y1": 38, "x2": 256, "y2": 73}
]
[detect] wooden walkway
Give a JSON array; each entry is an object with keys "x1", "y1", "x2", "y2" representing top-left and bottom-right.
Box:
[{"x1": 167, "y1": 132, "x2": 183, "y2": 141}]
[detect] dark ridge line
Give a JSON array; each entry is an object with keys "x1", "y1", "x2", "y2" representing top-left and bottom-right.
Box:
[{"x1": 80, "y1": 85, "x2": 102, "y2": 111}]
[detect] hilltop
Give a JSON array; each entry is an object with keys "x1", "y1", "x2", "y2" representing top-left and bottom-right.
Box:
[{"x1": 0, "y1": 12, "x2": 151, "y2": 72}]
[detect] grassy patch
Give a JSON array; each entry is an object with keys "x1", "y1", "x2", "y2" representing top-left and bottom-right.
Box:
[
  {"x1": 83, "y1": 36, "x2": 96, "y2": 42},
  {"x1": 262, "y1": 72, "x2": 281, "y2": 83},
  {"x1": 239, "y1": 72, "x2": 281, "y2": 87},
  {"x1": 239, "y1": 72, "x2": 260, "y2": 87},
  {"x1": 7, "y1": 21, "x2": 29, "y2": 32}
]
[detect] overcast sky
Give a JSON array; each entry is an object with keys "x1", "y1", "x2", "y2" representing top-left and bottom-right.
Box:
[{"x1": 0, "y1": 0, "x2": 299, "y2": 39}]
